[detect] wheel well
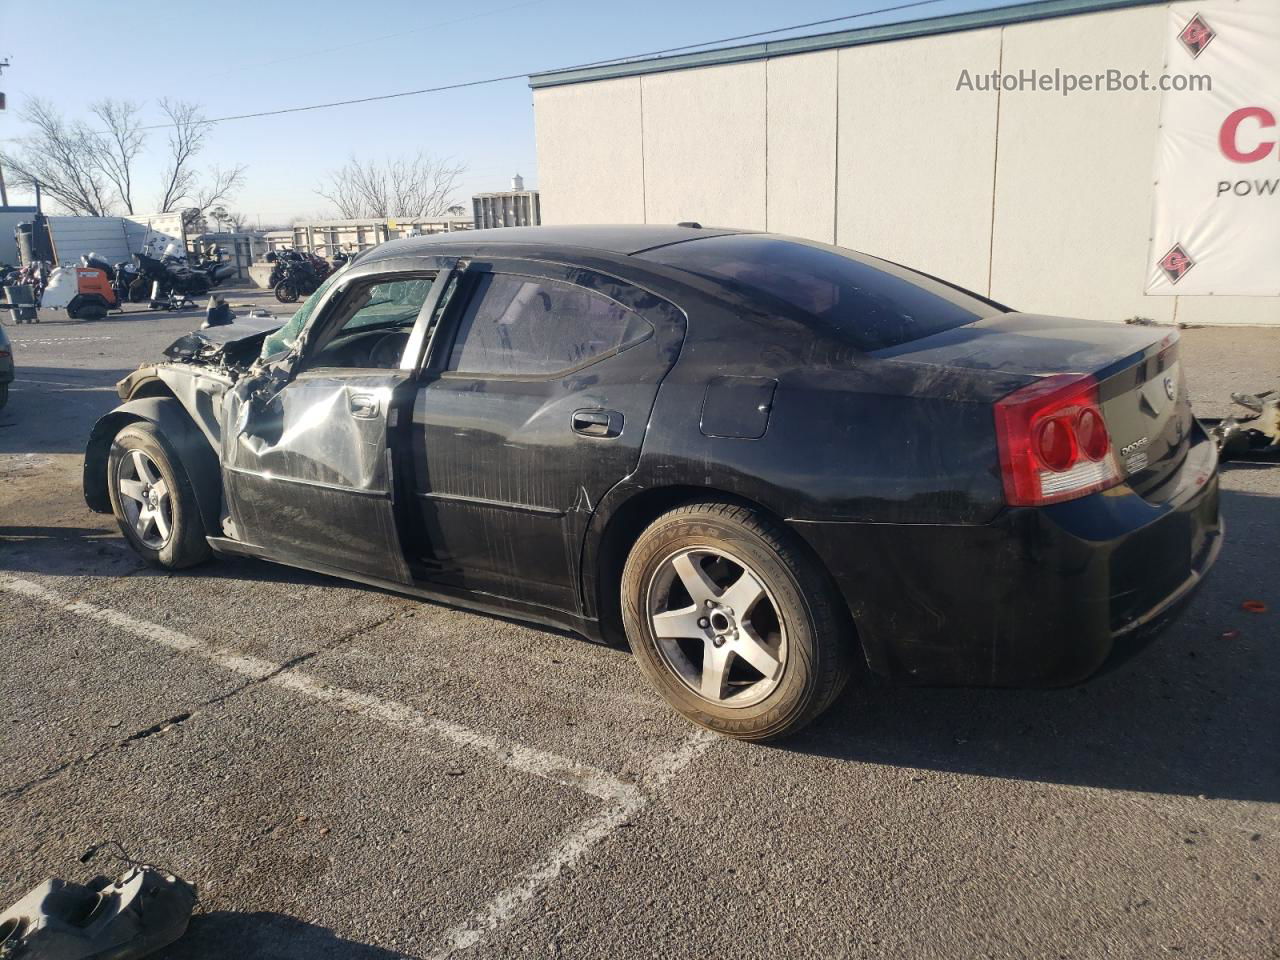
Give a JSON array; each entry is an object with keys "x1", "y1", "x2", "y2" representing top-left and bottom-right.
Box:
[
  {"x1": 591, "y1": 486, "x2": 861, "y2": 660},
  {"x1": 82, "y1": 398, "x2": 223, "y2": 534},
  {"x1": 83, "y1": 411, "x2": 147, "y2": 513},
  {"x1": 126, "y1": 378, "x2": 178, "y2": 401},
  {"x1": 83, "y1": 381, "x2": 177, "y2": 510}
]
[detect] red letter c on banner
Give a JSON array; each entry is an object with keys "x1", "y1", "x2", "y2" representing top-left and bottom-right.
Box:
[{"x1": 1219, "y1": 107, "x2": 1277, "y2": 163}]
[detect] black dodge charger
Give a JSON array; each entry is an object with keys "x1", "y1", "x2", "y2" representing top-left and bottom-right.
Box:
[{"x1": 85, "y1": 225, "x2": 1222, "y2": 740}]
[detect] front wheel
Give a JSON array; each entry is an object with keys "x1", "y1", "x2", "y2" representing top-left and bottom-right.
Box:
[
  {"x1": 274, "y1": 281, "x2": 299, "y2": 303},
  {"x1": 107, "y1": 423, "x2": 211, "y2": 569},
  {"x1": 621, "y1": 502, "x2": 853, "y2": 741}
]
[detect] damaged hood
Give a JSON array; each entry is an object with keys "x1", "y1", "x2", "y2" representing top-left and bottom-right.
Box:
[{"x1": 162, "y1": 313, "x2": 285, "y2": 364}]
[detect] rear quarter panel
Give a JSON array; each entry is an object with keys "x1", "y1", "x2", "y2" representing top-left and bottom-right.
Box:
[{"x1": 625, "y1": 304, "x2": 1021, "y2": 526}]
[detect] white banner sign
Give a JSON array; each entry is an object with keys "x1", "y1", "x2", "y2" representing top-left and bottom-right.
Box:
[{"x1": 1147, "y1": 2, "x2": 1280, "y2": 295}]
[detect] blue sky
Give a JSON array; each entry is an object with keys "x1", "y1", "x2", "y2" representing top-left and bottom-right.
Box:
[{"x1": 1, "y1": 0, "x2": 1024, "y2": 224}]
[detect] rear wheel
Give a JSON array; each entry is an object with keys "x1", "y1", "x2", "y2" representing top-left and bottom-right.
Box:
[
  {"x1": 621, "y1": 501, "x2": 853, "y2": 741},
  {"x1": 107, "y1": 423, "x2": 211, "y2": 569},
  {"x1": 274, "y1": 281, "x2": 299, "y2": 303}
]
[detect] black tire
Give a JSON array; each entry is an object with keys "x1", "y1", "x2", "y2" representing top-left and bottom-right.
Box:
[
  {"x1": 106, "y1": 423, "x2": 211, "y2": 569},
  {"x1": 275, "y1": 281, "x2": 299, "y2": 304},
  {"x1": 621, "y1": 501, "x2": 853, "y2": 741}
]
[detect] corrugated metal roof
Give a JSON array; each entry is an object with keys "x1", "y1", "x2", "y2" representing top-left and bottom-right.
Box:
[{"x1": 528, "y1": 0, "x2": 1165, "y2": 89}]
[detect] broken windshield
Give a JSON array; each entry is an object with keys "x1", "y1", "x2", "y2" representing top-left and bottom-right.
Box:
[{"x1": 260, "y1": 265, "x2": 349, "y2": 360}]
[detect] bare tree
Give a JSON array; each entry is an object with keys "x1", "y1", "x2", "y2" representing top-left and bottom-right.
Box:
[
  {"x1": 224, "y1": 210, "x2": 251, "y2": 232},
  {"x1": 89, "y1": 99, "x2": 146, "y2": 214},
  {"x1": 316, "y1": 153, "x2": 466, "y2": 219},
  {"x1": 153, "y1": 99, "x2": 247, "y2": 229},
  {"x1": 192, "y1": 165, "x2": 247, "y2": 216},
  {"x1": 0, "y1": 98, "x2": 114, "y2": 215},
  {"x1": 155, "y1": 98, "x2": 208, "y2": 213}
]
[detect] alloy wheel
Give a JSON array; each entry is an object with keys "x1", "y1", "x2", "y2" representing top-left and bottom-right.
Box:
[
  {"x1": 116, "y1": 450, "x2": 173, "y2": 549},
  {"x1": 646, "y1": 546, "x2": 787, "y2": 707}
]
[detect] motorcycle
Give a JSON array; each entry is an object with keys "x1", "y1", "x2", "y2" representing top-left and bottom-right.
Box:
[
  {"x1": 267, "y1": 250, "x2": 329, "y2": 303},
  {"x1": 134, "y1": 249, "x2": 236, "y2": 309}
]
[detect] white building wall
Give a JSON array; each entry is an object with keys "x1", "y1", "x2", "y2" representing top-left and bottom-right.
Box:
[
  {"x1": 766, "y1": 51, "x2": 838, "y2": 241},
  {"x1": 991, "y1": 5, "x2": 1174, "y2": 323},
  {"x1": 534, "y1": 77, "x2": 646, "y2": 224},
  {"x1": 640, "y1": 61, "x2": 767, "y2": 228},
  {"x1": 836, "y1": 29, "x2": 1001, "y2": 297},
  {"x1": 532, "y1": 2, "x2": 1279, "y2": 326}
]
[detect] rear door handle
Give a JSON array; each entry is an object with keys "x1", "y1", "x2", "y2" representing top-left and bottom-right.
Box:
[
  {"x1": 571, "y1": 409, "x2": 622, "y2": 438},
  {"x1": 349, "y1": 393, "x2": 380, "y2": 419}
]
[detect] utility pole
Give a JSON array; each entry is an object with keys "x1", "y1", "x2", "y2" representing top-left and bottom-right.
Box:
[{"x1": 0, "y1": 58, "x2": 10, "y2": 206}]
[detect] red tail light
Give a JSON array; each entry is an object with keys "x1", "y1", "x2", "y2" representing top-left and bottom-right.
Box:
[{"x1": 994, "y1": 373, "x2": 1121, "y2": 506}]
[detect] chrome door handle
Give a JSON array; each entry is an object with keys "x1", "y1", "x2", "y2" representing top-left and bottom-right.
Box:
[
  {"x1": 349, "y1": 393, "x2": 379, "y2": 419},
  {"x1": 572, "y1": 409, "x2": 622, "y2": 438}
]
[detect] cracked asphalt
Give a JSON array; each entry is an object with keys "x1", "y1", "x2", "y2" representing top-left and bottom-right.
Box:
[{"x1": 0, "y1": 295, "x2": 1277, "y2": 959}]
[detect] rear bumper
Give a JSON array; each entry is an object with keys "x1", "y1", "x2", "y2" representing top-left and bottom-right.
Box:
[{"x1": 793, "y1": 430, "x2": 1222, "y2": 687}]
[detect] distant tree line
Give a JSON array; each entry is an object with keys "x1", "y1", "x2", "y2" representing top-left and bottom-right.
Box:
[
  {"x1": 315, "y1": 153, "x2": 466, "y2": 220},
  {"x1": 0, "y1": 98, "x2": 246, "y2": 221}
]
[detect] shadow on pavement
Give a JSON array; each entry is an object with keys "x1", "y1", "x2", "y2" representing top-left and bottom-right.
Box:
[
  {"x1": 4, "y1": 466, "x2": 1276, "y2": 803},
  {"x1": 172, "y1": 911, "x2": 420, "y2": 960},
  {"x1": 788, "y1": 487, "x2": 1280, "y2": 804}
]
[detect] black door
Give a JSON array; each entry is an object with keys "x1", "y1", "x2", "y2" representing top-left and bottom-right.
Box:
[
  {"x1": 407, "y1": 259, "x2": 686, "y2": 614},
  {"x1": 223, "y1": 260, "x2": 455, "y2": 583}
]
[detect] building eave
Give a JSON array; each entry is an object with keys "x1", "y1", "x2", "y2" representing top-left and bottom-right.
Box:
[{"x1": 528, "y1": 0, "x2": 1165, "y2": 89}]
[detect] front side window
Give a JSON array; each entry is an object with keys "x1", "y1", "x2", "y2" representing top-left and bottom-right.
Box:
[
  {"x1": 446, "y1": 274, "x2": 651, "y2": 376},
  {"x1": 640, "y1": 234, "x2": 1003, "y2": 351},
  {"x1": 307, "y1": 275, "x2": 436, "y2": 369}
]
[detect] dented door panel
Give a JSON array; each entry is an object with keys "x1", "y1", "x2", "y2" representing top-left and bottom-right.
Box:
[
  {"x1": 408, "y1": 260, "x2": 687, "y2": 614},
  {"x1": 222, "y1": 372, "x2": 413, "y2": 583}
]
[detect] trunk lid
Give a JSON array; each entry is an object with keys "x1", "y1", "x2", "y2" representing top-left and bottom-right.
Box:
[{"x1": 873, "y1": 313, "x2": 1193, "y2": 497}]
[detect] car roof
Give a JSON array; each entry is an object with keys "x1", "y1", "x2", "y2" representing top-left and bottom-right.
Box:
[{"x1": 359, "y1": 224, "x2": 747, "y2": 262}]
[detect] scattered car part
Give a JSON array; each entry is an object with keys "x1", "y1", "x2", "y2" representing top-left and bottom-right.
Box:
[
  {"x1": 1209, "y1": 388, "x2": 1280, "y2": 461},
  {"x1": 0, "y1": 859, "x2": 196, "y2": 959}
]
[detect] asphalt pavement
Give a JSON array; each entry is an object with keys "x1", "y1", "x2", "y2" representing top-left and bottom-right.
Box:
[{"x1": 0, "y1": 295, "x2": 1277, "y2": 959}]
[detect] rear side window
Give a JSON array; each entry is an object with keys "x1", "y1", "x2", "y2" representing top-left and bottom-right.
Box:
[
  {"x1": 447, "y1": 274, "x2": 651, "y2": 376},
  {"x1": 640, "y1": 234, "x2": 1001, "y2": 351}
]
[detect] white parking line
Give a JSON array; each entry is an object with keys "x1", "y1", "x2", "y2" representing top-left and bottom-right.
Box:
[
  {"x1": 11, "y1": 336, "x2": 114, "y2": 345},
  {"x1": 15, "y1": 378, "x2": 115, "y2": 391},
  {"x1": 430, "y1": 730, "x2": 717, "y2": 959},
  {"x1": 0, "y1": 576, "x2": 636, "y2": 802},
  {"x1": 0, "y1": 573, "x2": 719, "y2": 956}
]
